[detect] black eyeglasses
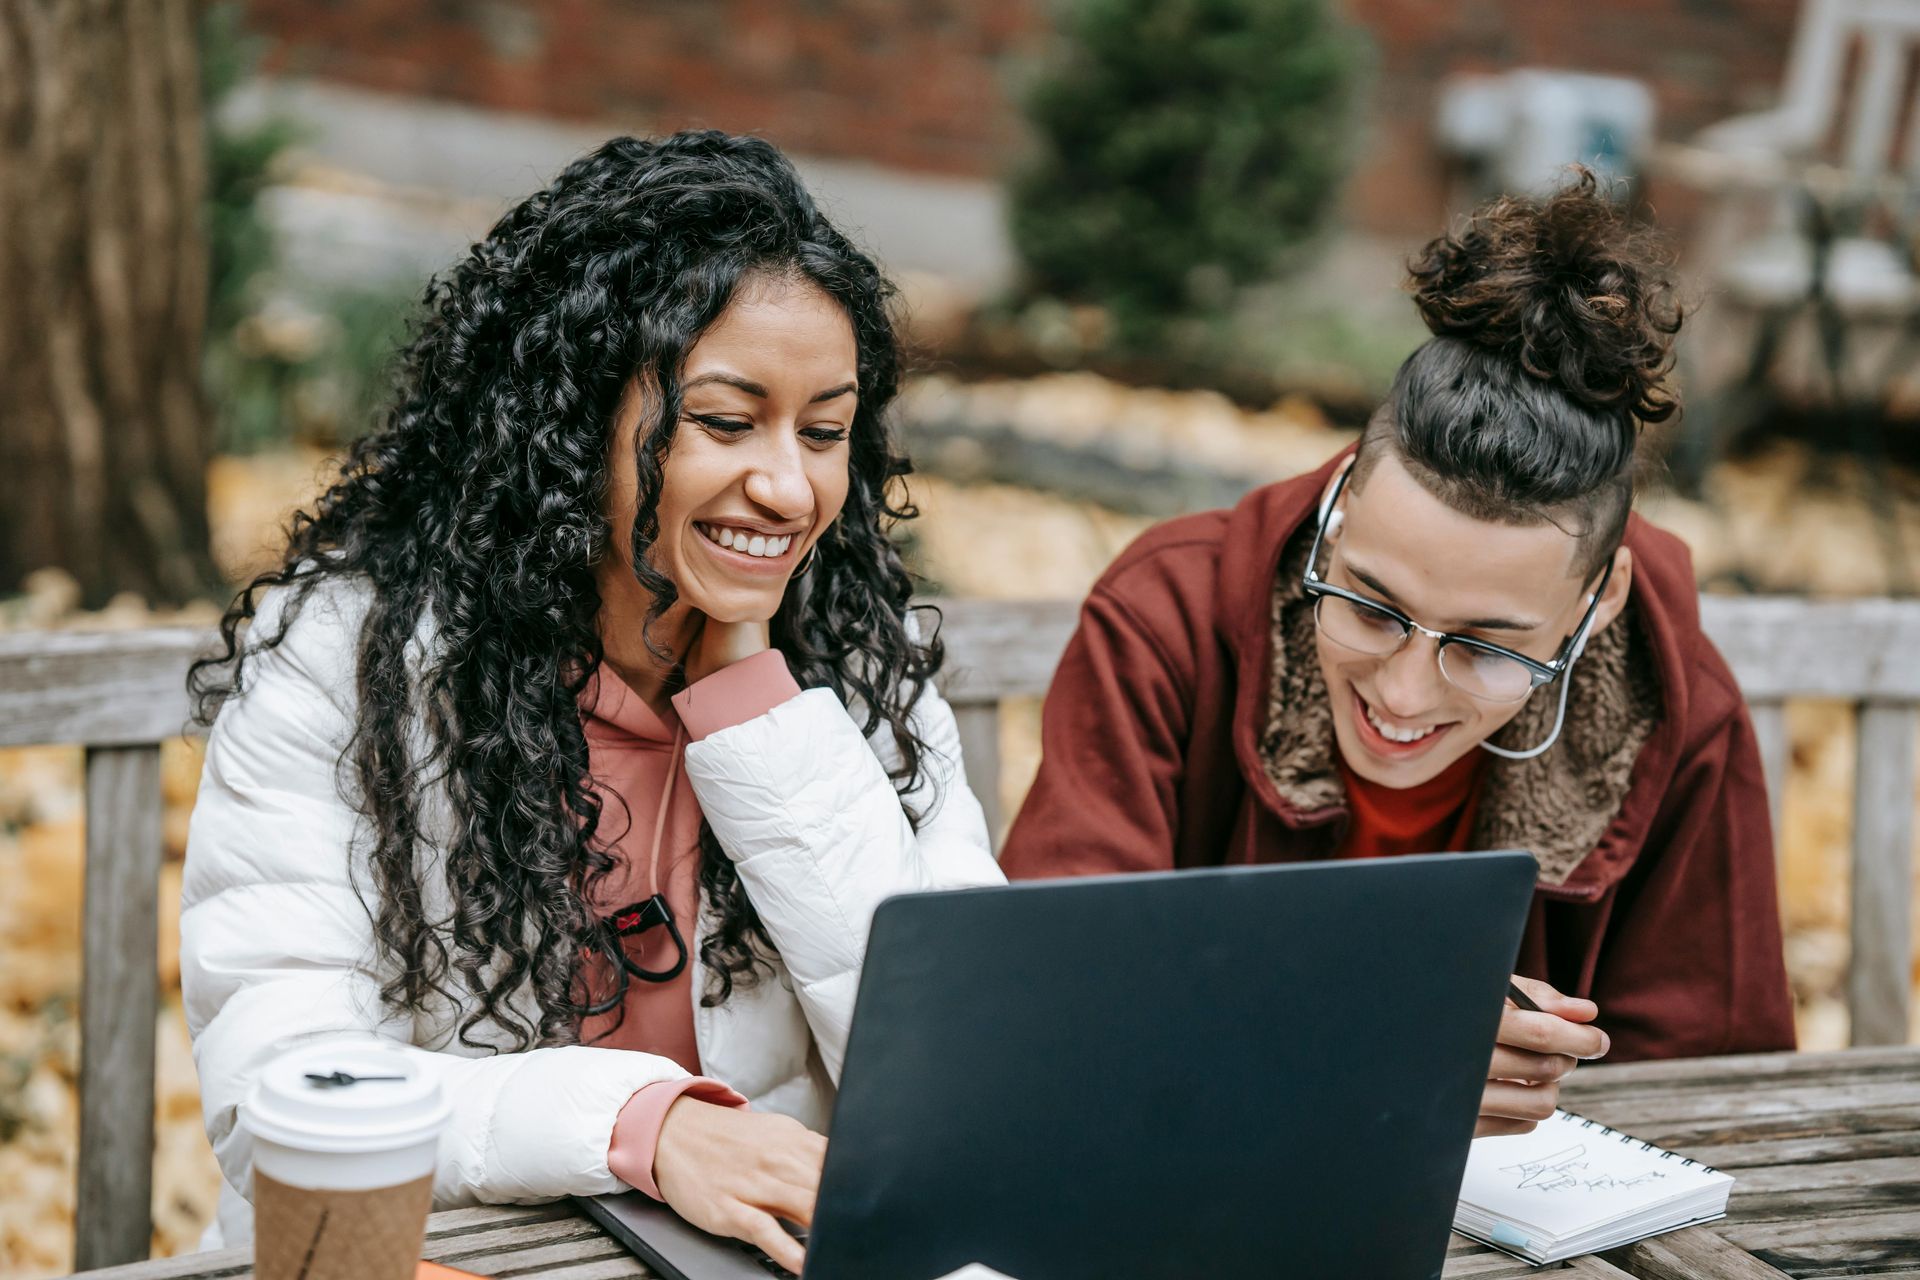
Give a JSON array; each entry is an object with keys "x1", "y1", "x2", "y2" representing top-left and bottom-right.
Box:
[{"x1": 1301, "y1": 467, "x2": 1612, "y2": 705}]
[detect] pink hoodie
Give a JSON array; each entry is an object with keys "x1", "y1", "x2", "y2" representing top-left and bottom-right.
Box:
[{"x1": 581, "y1": 649, "x2": 801, "y2": 1199}]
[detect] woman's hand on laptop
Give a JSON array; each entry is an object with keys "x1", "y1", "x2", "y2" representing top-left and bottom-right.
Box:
[
  {"x1": 653, "y1": 1096, "x2": 826, "y2": 1273},
  {"x1": 1476, "y1": 976, "x2": 1611, "y2": 1138}
]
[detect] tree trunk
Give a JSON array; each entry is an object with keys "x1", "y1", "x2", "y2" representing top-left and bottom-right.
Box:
[{"x1": 0, "y1": 0, "x2": 218, "y2": 608}]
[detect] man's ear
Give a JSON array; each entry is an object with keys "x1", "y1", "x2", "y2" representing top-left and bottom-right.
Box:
[
  {"x1": 1588, "y1": 546, "x2": 1634, "y2": 637},
  {"x1": 1318, "y1": 456, "x2": 1357, "y2": 534}
]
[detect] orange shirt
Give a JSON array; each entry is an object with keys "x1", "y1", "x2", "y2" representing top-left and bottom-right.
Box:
[{"x1": 1334, "y1": 745, "x2": 1486, "y2": 859}]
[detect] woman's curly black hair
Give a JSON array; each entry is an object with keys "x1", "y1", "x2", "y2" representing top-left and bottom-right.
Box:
[{"x1": 189, "y1": 131, "x2": 940, "y2": 1051}]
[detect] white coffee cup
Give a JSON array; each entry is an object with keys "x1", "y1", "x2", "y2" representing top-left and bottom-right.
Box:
[{"x1": 241, "y1": 1038, "x2": 451, "y2": 1280}]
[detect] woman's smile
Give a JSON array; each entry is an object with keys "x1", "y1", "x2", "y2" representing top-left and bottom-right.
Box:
[{"x1": 694, "y1": 521, "x2": 803, "y2": 566}]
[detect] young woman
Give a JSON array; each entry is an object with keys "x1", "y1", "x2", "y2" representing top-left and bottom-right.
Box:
[
  {"x1": 1001, "y1": 173, "x2": 1795, "y2": 1134},
  {"x1": 182, "y1": 132, "x2": 1001, "y2": 1270}
]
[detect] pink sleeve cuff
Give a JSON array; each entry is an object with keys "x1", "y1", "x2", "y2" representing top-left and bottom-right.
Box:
[
  {"x1": 671, "y1": 648, "x2": 802, "y2": 741},
  {"x1": 608, "y1": 1077, "x2": 750, "y2": 1200}
]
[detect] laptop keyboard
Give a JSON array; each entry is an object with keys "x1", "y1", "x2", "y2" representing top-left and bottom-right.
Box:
[
  {"x1": 740, "y1": 1227, "x2": 805, "y2": 1278},
  {"x1": 752, "y1": 1252, "x2": 797, "y2": 1278}
]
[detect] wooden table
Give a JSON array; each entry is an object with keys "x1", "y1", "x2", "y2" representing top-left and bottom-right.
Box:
[{"x1": 66, "y1": 1047, "x2": 1920, "y2": 1280}]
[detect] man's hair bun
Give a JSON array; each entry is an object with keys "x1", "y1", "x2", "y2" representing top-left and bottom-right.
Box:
[{"x1": 1407, "y1": 167, "x2": 1681, "y2": 425}]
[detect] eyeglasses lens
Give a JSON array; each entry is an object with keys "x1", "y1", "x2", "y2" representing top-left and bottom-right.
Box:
[{"x1": 1314, "y1": 595, "x2": 1535, "y2": 703}]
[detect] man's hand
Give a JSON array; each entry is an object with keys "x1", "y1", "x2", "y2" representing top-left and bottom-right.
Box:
[
  {"x1": 1476, "y1": 976, "x2": 1610, "y2": 1138},
  {"x1": 653, "y1": 1097, "x2": 826, "y2": 1274}
]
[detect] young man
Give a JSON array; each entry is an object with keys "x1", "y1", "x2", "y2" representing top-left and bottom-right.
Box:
[{"x1": 1000, "y1": 177, "x2": 1794, "y2": 1135}]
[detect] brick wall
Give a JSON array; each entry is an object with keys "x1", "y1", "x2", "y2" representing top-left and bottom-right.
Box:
[
  {"x1": 1340, "y1": 0, "x2": 1803, "y2": 231},
  {"x1": 241, "y1": 0, "x2": 1800, "y2": 233},
  {"x1": 244, "y1": 0, "x2": 1047, "y2": 179}
]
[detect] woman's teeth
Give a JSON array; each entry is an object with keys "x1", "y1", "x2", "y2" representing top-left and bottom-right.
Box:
[
  {"x1": 698, "y1": 524, "x2": 792, "y2": 559},
  {"x1": 1363, "y1": 701, "x2": 1440, "y2": 744}
]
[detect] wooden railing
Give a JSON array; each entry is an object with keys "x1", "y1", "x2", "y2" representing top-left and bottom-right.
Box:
[{"x1": 2, "y1": 596, "x2": 1917, "y2": 1268}]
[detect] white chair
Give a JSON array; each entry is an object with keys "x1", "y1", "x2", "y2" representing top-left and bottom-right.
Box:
[{"x1": 1662, "y1": 0, "x2": 1920, "y2": 590}]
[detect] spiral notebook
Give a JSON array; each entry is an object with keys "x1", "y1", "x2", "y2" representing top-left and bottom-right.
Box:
[{"x1": 1453, "y1": 1110, "x2": 1734, "y2": 1265}]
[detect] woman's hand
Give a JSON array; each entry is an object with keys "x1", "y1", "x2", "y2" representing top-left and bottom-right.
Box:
[
  {"x1": 683, "y1": 616, "x2": 771, "y2": 687},
  {"x1": 652, "y1": 1097, "x2": 826, "y2": 1273},
  {"x1": 1476, "y1": 976, "x2": 1610, "y2": 1138}
]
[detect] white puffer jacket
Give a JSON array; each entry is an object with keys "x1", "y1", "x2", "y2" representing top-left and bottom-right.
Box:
[{"x1": 181, "y1": 577, "x2": 1003, "y2": 1245}]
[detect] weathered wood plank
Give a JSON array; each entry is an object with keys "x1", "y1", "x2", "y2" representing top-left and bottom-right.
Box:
[
  {"x1": 927, "y1": 595, "x2": 1920, "y2": 703},
  {"x1": 423, "y1": 1202, "x2": 662, "y2": 1277},
  {"x1": 1677, "y1": 1123, "x2": 1920, "y2": 1170},
  {"x1": 424, "y1": 1201, "x2": 658, "y2": 1277},
  {"x1": 1722, "y1": 1208, "x2": 1920, "y2": 1276},
  {"x1": 1849, "y1": 702, "x2": 1917, "y2": 1046},
  {"x1": 432, "y1": 1232, "x2": 646, "y2": 1274},
  {"x1": 0, "y1": 627, "x2": 210, "y2": 748},
  {"x1": 1561, "y1": 1047, "x2": 1919, "y2": 1094},
  {"x1": 1697, "y1": 596, "x2": 1920, "y2": 700},
  {"x1": 1746, "y1": 699, "x2": 1790, "y2": 866},
  {"x1": 1586, "y1": 1059, "x2": 1920, "y2": 1107},
  {"x1": 1558, "y1": 1102, "x2": 1920, "y2": 1166},
  {"x1": 73, "y1": 744, "x2": 163, "y2": 1271},
  {"x1": 1718, "y1": 1153, "x2": 1920, "y2": 1196},
  {"x1": 1568, "y1": 1077, "x2": 1920, "y2": 1131},
  {"x1": 1603, "y1": 1225, "x2": 1796, "y2": 1279},
  {"x1": 496, "y1": 1261, "x2": 649, "y2": 1280},
  {"x1": 1563, "y1": 1084, "x2": 1920, "y2": 1138},
  {"x1": 426, "y1": 1203, "x2": 605, "y2": 1250},
  {"x1": 932, "y1": 598, "x2": 1079, "y2": 702},
  {"x1": 55, "y1": 1250, "x2": 248, "y2": 1280},
  {"x1": 423, "y1": 1201, "x2": 575, "y2": 1239},
  {"x1": 1443, "y1": 1247, "x2": 1564, "y2": 1277},
  {"x1": 6, "y1": 598, "x2": 1920, "y2": 740},
  {"x1": 1707, "y1": 1152, "x2": 1920, "y2": 1224},
  {"x1": 0, "y1": 601, "x2": 1086, "y2": 747},
  {"x1": 1441, "y1": 1259, "x2": 1552, "y2": 1277},
  {"x1": 1562, "y1": 1256, "x2": 1639, "y2": 1278},
  {"x1": 953, "y1": 702, "x2": 1005, "y2": 847}
]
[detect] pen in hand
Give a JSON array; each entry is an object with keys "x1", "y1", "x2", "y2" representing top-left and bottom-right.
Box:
[
  {"x1": 1506, "y1": 980, "x2": 1608, "y2": 1059},
  {"x1": 1505, "y1": 982, "x2": 1612, "y2": 1059}
]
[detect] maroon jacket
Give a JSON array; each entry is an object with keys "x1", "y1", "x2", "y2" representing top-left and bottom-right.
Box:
[{"x1": 1001, "y1": 453, "x2": 1795, "y2": 1061}]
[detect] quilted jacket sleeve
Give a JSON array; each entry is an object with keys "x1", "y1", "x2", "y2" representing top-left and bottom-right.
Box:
[
  {"x1": 181, "y1": 582, "x2": 690, "y2": 1211},
  {"x1": 683, "y1": 676, "x2": 1004, "y2": 1082}
]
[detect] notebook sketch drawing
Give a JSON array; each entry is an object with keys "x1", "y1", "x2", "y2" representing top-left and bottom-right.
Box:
[{"x1": 1454, "y1": 1111, "x2": 1734, "y2": 1265}]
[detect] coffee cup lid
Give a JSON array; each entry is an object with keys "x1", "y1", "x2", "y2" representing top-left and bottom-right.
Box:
[{"x1": 241, "y1": 1038, "x2": 451, "y2": 1154}]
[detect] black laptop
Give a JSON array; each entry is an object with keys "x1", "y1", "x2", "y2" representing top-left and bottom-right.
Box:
[{"x1": 580, "y1": 850, "x2": 1537, "y2": 1280}]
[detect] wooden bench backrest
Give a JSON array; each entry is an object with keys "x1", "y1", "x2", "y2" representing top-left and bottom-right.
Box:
[{"x1": 2, "y1": 594, "x2": 1916, "y2": 1268}]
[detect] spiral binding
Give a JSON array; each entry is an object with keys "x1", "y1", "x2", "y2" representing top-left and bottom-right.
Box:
[{"x1": 1562, "y1": 1110, "x2": 1720, "y2": 1175}]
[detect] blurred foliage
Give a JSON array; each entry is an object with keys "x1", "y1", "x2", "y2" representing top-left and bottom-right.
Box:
[
  {"x1": 201, "y1": 2, "x2": 298, "y2": 340},
  {"x1": 203, "y1": 285, "x2": 414, "y2": 452},
  {"x1": 1009, "y1": 0, "x2": 1366, "y2": 346},
  {"x1": 199, "y1": 3, "x2": 414, "y2": 452},
  {"x1": 1224, "y1": 282, "x2": 1429, "y2": 405},
  {"x1": 891, "y1": 524, "x2": 941, "y2": 597}
]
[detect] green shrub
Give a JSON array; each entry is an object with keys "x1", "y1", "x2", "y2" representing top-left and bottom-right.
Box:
[
  {"x1": 201, "y1": 2, "x2": 300, "y2": 341},
  {"x1": 199, "y1": 4, "x2": 414, "y2": 451},
  {"x1": 1010, "y1": 0, "x2": 1365, "y2": 344}
]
